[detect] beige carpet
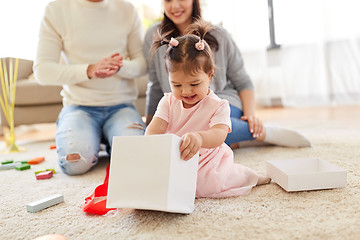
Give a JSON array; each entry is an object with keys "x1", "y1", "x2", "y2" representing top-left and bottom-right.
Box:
[{"x1": 1, "y1": 106, "x2": 359, "y2": 240}]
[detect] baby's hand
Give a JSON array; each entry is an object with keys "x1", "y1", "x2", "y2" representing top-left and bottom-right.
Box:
[{"x1": 179, "y1": 132, "x2": 202, "y2": 161}]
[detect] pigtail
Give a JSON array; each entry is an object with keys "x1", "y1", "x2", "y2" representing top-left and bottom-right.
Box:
[
  {"x1": 150, "y1": 28, "x2": 184, "y2": 73},
  {"x1": 152, "y1": 18, "x2": 216, "y2": 75},
  {"x1": 186, "y1": 18, "x2": 219, "y2": 51},
  {"x1": 150, "y1": 29, "x2": 170, "y2": 56}
]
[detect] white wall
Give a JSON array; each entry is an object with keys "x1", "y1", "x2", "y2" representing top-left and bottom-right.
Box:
[
  {"x1": 0, "y1": 0, "x2": 52, "y2": 60},
  {"x1": 1, "y1": 0, "x2": 359, "y2": 106}
]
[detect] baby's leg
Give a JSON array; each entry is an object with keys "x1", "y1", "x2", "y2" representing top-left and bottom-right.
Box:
[
  {"x1": 256, "y1": 176, "x2": 271, "y2": 185},
  {"x1": 56, "y1": 106, "x2": 101, "y2": 175}
]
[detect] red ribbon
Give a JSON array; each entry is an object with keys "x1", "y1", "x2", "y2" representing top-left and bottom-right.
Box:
[{"x1": 83, "y1": 164, "x2": 116, "y2": 215}]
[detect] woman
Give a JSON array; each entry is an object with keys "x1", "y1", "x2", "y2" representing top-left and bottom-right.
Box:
[{"x1": 143, "y1": 0, "x2": 310, "y2": 148}]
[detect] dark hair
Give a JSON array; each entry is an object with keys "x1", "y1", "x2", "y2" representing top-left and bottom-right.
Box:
[
  {"x1": 159, "y1": 0, "x2": 218, "y2": 51},
  {"x1": 152, "y1": 19, "x2": 215, "y2": 76}
]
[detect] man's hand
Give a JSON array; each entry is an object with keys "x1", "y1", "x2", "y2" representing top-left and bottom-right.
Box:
[{"x1": 87, "y1": 53, "x2": 123, "y2": 79}]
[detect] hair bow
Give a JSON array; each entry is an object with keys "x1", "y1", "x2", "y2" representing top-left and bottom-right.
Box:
[
  {"x1": 169, "y1": 37, "x2": 179, "y2": 47},
  {"x1": 195, "y1": 39, "x2": 205, "y2": 50}
]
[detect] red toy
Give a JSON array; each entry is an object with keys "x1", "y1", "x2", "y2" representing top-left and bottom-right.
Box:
[{"x1": 36, "y1": 171, "x2": 53, "y2": 180}]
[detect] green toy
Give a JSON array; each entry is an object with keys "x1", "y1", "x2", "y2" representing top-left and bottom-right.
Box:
[
  {"x1": 1, "y1": 160, "x2": 14, "y2": 165},
  {"x1": 15, "y1": 163, "x2": 31, "y2": 171}
]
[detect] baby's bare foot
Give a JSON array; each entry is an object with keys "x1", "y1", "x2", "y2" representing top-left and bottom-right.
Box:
[{"x1": 257, "y1": 176, "x2": 271, "y2": 185}]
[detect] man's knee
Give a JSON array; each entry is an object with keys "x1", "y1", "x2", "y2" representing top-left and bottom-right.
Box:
[
  {"x1": 59, "y1": 153, "x2": 97, "y2": 176},
  {"x1": 66, "y1": 153, "x2": 81, "y2": 162}
]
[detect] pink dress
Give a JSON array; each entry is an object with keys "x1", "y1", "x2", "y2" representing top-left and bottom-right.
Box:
[{"x1": 154, "y1": 90, "x2": 259, "y2": 198}]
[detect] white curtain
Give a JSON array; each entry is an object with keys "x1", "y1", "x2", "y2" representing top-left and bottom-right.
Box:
[{"x1": 204, "y1": 0, "x2": 360, "y2": 106}]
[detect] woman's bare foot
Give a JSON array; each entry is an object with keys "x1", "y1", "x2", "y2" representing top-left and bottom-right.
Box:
[{"x1": 257, "y1": 176, "x2": 271, "y2": 185}]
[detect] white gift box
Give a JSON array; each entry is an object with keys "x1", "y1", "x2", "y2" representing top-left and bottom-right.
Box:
[
  {"x1": 107, "y1": 134, "x2": 199, "y2": 213},
  {"x1": 266, "y1": 158, "x2": 347, "y2": 192}
]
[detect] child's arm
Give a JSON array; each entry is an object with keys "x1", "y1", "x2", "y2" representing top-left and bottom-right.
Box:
[
  {"x1": 180, "y1": 124, "x2": 229, "y2": 160},
  {"x1": 145, "y1": 117, "x2": 168, "y2": 135}
]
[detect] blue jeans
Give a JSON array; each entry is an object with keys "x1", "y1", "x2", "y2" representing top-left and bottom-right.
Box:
[
  {"x1": 225, "y1": 105, "x2": 256, "y2": 145},
  {"x1": 56, "y1": 104, "x2": 145, "y2": 175}
]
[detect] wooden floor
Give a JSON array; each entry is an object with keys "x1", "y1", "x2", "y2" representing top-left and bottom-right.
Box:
[
  {"x1": 258, "y1": 104, "x2": 360, "y2": 124},
  {"x1": 0, "y1": 123, "x2": 57, "y2": 143},
  {"x1": 1, "y1": 105, "x2": 359, "y2": 143}
]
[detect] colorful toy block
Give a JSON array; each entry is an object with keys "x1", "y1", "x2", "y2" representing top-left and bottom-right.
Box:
[
  {"x1": 46, "y1": 168, "x2": 56, "y2": 174},
  {"x1": 1, "y1": 160, "x2": 14, "y2": 165},
  {"x1": 49, "y1": 144, "x2": 57, "y2": 150},
  {"x1": 26, "y1": 194, "x2": 64, "y2": 213},
  {"x1": 36, "y1": 171, "x2": 54, "y2": 180},
  {"x1": 1, "y1": 158, "x2": 46, "y2": 171},
  {"x1": 35, "y1": 168, "x2": 47, "y2": 175},
  {"x1": 27, "y1": 157, "x2": 45, "y2": 165},
  {"x1": 18, "y1": 160, "x2": 29, "y2": 164},
  {"x1": 0, "y1": 162, "x2": 21, "y2": 170},
  {"x1": 33, "y1": 234, "x2": 67, "y2": 240},
  {"x1": 15, "y1": 163, "x2": 31, "y2": 171},
  {"x1": 35, "y1": 168, "x2": 56, "y2": 175},
  {"x1": 15, "y1": 156, "x2": 45, "y2": 165}
]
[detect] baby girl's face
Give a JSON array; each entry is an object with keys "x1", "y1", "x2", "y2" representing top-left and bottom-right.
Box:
[{"x1": 169, "y1": 69, "x2": 212, "y2": 108}]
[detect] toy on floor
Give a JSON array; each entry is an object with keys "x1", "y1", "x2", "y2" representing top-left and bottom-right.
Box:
[
  {"x1": 15, "y1": 156, "x2": 45, "y2": 165},
  {"x1": 0, "y1": 162, "x2": 21, "y2": 170},
  {"x1": 15, "y1": 163, "x2": 31, "y2": 171},
  {"x1": 35, "y1": 168, "x2": 47, "y2": 175},
  {"x1": 26, "y1": 194, "x2": 64, "y2": 213},
  {"x1": 0, "y1": 162, "x2": 31, "y2": 170},
  {"x1": 36, "y1": 171, "x2": 54, "y2": 180},
  {"x1": 33, "y1": 234, "x2": 67, "y2": 240},
  {"x1": 35, "y1": 168, "x2": 56, "y2": 180},
  {"x1": 46, "y1": 168, "x2": 56, "y2": 174},
  {"x1": 27, "y1": 157, "x2": 45, "y2": 165},
  {"x1": 1, "y1": 160, "x2": 14, "y2": 165},
  {"x1": 35, "y1": 168, "x2": 56, "y2": 175},
  {"x1": 1, "y1": 157, "x2": 45, "y2": 171}
]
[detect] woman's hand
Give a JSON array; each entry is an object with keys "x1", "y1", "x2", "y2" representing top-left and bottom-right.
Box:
[
  {"x1": 241, "y1": 115, "x2": 263, "y2": 138},
  {"x1": 179, "y1": 132, "x2": 202, "y2": 161},
  {"x1": 87, "y1": 53, "x2": 123, "y2": 79}
]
